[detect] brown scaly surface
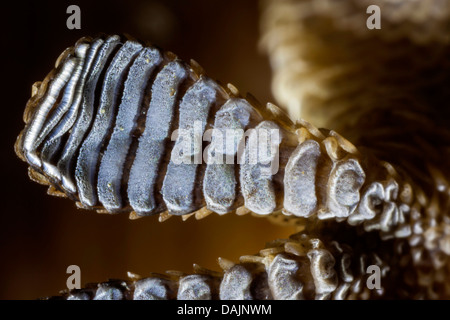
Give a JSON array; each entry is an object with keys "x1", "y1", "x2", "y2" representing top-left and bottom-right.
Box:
[{"x1": 14, "y1": 0, "x2": 450, "y2": 299}]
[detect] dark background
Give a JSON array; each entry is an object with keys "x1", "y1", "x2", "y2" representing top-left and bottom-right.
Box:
[{"x1": 0, "y1": 0, "x2": 295, "y2": 299}]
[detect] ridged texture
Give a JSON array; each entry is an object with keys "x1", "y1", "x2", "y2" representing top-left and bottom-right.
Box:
[
  {"x1": 15, "y1": 26, "x2": 450, "y2": 299},
  {"x1": 47, "y1": 232, "x2": 390, "y2": 300},
  {"x1": 15, "y1": 36, "x2": 419, "y2": 227}
]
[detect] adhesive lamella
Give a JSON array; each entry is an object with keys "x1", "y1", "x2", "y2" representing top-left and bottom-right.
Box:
[
  {"x1": 17, "y1": 35, "x2": 397, "y2": 225},
  {"x1": 15, "y1": 35, "x2": 447, "y2": 299}
]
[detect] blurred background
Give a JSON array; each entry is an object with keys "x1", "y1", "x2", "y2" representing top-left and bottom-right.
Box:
[{"x1": 1, "y1": 0, "x2": 296, "y2": 299}]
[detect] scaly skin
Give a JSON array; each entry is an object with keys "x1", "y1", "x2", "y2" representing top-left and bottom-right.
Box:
[{"x1": 15, "y1": 0, "x2": 450, "y2": 299}]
